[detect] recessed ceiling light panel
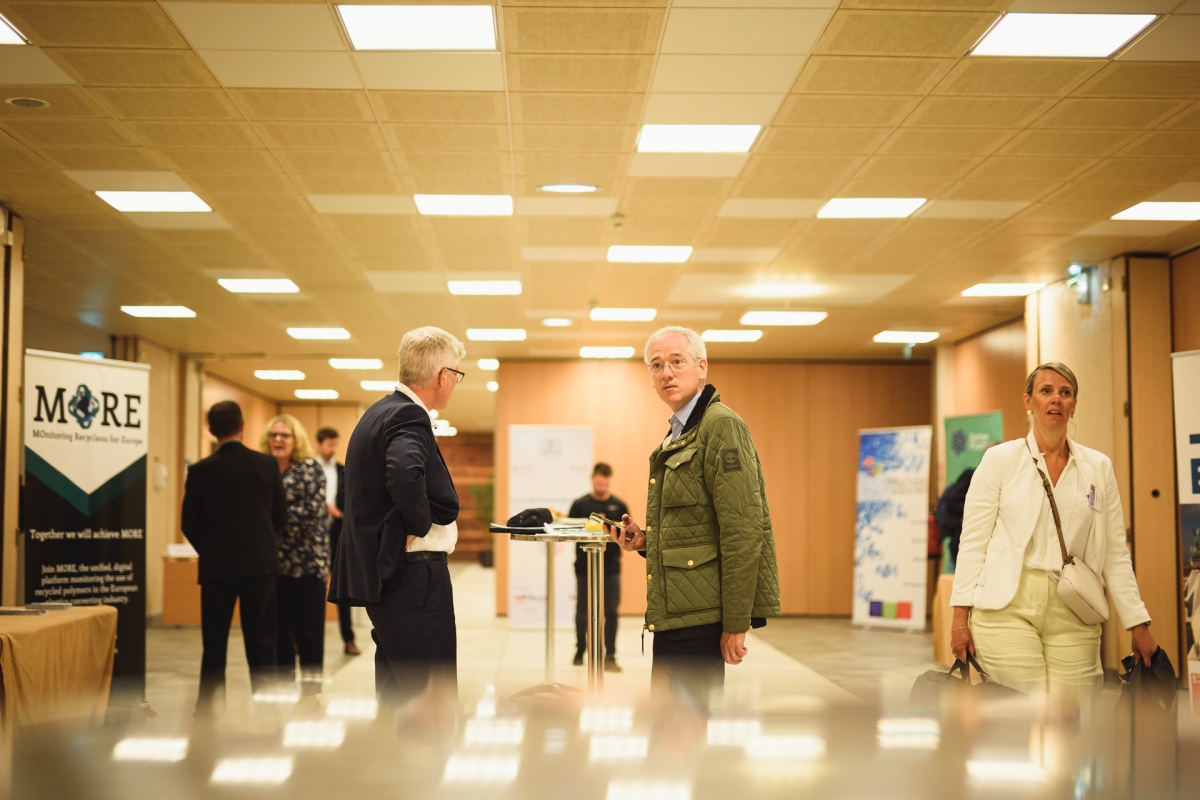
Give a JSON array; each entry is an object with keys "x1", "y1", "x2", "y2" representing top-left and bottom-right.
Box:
[
  {"x1": 255, "y1": 370, "x2": 306, "y2": 381},
  {"x1": 1111, "y1": 201, "x2": 1200, "y2": 221},
  {"x1": 96, "y1": 191, "x2": 210, "y2": 213},
  {"x1": 542, "y1": 318, "x2": 572, "y2": 327},
  {"x1": 817, "y1": 198, "x2": 926, "y2": 219},
  {"x1": 287, "y1": 327, "x2": 351, "y2": 340},
  {"x1": 607, "y1": 245, "x2": 692, "y2": 263},
  {"x1": 739, "y1": 310, "x2": 827, "y2": 326},
  {"x1": 0, "y1": 13, "x2": 29, "y2": 45},
  {"x1": 637, "y1": 125, "x2": 762, "y2": 154},
  {"x1": 467, "y1": 328, "x2": 526, "y2": 341},
  {"x1": 540, "y1": 184, "x2": 598, "y2": 193},
  {"x1": 702, "y1": 329, "x2": 763, "y2": 343},
  {"x1": 874, "y1": 330, "x2": 939, "y2": 344},
  {"x1": 337, "y1": 5, "x2": 496, "y2": 51},
  {"x1": 590, "y1": 308, "x2": 657, "y2": 322},
  {"x1": 477, "y1": 358, "x2": 499, "y2": 371},
  {"x1": 295, "y1": 389, "x2": 339, "y2": 400},
  {"x1": 121, "y1": 305, "x2": 196, "y2": 318},
  {"x1": 580, "y1": 346, "x2": 635, "y2": 359},
  {"x1": 361, "y1": 380, "x2": 399, "y2": 392},
  {"x1": 413, "y1": 194, "x2": 512, "y2": 216},
  {"x1": 971, "y1": 13, "x2": 1156, "y2": 59},
  {"x1": 219, "y1": 278, "x2": 299, "y2": 294},
  {"x1": 486, "y1": 380, "x2": 499, "y2": 392},
  {"x1": 961, "y1": 283, "x2": 1045, "y2": 297},
  {"x1": 329, "y1": 358, "x2": 383, "y2": 370},
  {"x1": 447, "y1": 280, "x2": 522, "y2": 296}
]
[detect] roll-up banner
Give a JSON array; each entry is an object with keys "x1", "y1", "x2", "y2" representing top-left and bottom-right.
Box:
[
  {"x1": 943, "y1": 411, "x2": 1004, "y2": 488},
  {"x1": 1172, "y1": 350, "x2": 1200, "y2": 711},
  {"x1": 853, "y1": 425, "x2": 932, "y2": 631},
  {"x1": 23, "y1": 349, "x2": 149, "y2": 696}
]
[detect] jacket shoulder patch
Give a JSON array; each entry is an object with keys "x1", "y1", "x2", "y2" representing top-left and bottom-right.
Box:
[{"x1": 720, "y1": 448, "x2": 741, "y2": 473}]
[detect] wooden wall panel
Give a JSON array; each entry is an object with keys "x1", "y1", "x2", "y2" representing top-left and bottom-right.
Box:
[
  {"x1": 438, "y1": 432, "x2": 494, "y2": 562},
  {"x1": 953, "y1": 318, "x2": 1028, "y2": 443},
  {"x1": 200, "y1": 374, "x2": 278, "y2": 457},
  {"x1": 1174, "y1": 247, "x2": 1200, "y2": 353}
]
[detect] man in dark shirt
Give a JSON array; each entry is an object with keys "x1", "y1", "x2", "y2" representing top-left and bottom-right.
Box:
[{"x1": 569, "y1": 462, "x2": 627, "y2": 672}]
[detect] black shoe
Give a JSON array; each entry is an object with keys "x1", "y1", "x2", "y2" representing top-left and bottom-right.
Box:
[
  {"x1": 573, "y1": 652, "x2": 584, "y2": 666},
  {"x1": 604, "y1": 659, "x2": 622, "y2": 674}
]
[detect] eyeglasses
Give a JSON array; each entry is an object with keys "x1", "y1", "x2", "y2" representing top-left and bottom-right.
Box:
[
  {"x1": 267, "y1": 432, "x2": 294, "y2": 440},
  {"x1": 648, "y1": 358, "x2": 691, "y2": 376},
  {"x1": 442, "y1": 367, "x2": 466, "y2": 384}
]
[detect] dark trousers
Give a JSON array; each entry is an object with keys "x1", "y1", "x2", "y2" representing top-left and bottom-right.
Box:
[
  {"x1": 276, "y1": 575, "x2": 327, "y2": 688},
  {"x1": 337, "y1": 603, "x2": 355, "y2": 644},
  {"x1": 197, "y1": 575, "x2": 277, "y2": 710},
  {"x1": 575, "y1": 572, "x2": 621, "y2": 659},
  {"x1": 651, "y1": 628, "x2": 725, "y2": 710},
  {"x1": 366, "y1": 561, "x2": 457, "y2": 705}
]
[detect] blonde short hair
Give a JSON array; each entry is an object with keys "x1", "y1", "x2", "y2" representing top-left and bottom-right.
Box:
[
  {"x1": 1025, "y1": 362, "x2": 1079, "y2": 398},
  {"x1": 397, "y1": 326, "x2": 467, "y2": 388},
  {"x1": 260, "y1": 414, "x2": 315, "y2": 462},
  {"x1": 644, "y1": 325, "x2": 706, "y2": 365}
]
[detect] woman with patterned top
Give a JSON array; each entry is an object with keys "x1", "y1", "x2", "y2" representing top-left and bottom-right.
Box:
[{"x1": 261, "y1": 414, "x2": 329, "y2": 692}]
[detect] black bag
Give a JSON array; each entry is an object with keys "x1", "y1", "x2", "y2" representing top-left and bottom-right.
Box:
[
  {"x1": 1119, "y1": 647, "x2": 1177, "y2": 712},
  {"x1": 506, "y1": 508, "x2": 553, "y2": 528},
  {"x1": 911, "y1": 654, "x2": 1022, "y2": 706}
]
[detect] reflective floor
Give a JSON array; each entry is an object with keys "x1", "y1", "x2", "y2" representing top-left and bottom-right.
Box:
[{"x1": 13, "y1": 565, "x2": 1200, "y2": 798}]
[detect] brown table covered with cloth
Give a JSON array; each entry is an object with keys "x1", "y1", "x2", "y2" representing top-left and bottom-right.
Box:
[{"x1": 0, "y1": 605, "x2": 117, "y2": 736}]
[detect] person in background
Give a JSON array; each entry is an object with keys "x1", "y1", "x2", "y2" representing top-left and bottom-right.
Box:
[
  {"x1": 570, "y1": 462, "x2": 627, "y2": 672},
  {"x1": 182, "y1": 401, "x2": 286, "y2": 717},
  {"x1": 329, "y1": 326, "x2": 464, "y2": 705},
  {"x1": 935, "y1": 466, "x2": 975, "y2": 567},
  {"x1": 261, "y1": 414, "x2": 330, "y2": 694},
  {"x1": 316, "y1": 426, "x2": 360, "y2": 656}
]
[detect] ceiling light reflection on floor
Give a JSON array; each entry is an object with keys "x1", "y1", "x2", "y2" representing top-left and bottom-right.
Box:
[
  {"x1": 414, "y1": 194, "x2": 513, "y2": 216},
  {"x1": 590, "y1": 307, "x2": 657, "y2": 322},
  {"x1": 218, "y1": 278, "x2": 298, "y2": 293},
  {"x1": 745, "y1": 734, "x2": 826, "y2": 760},
  {"x1": 971, "y1": 13, "x2": 1156, "y2": 58},
  {"x1": 255, "y1": 370, "x2": 305, "y2": 381},
  {"x1": 112, "y1": 737, "x2": 189, "y2": 762},
  {"x1": 1111, "y1": 201, "x2": 1200, "y2": 221},
  {"x1": 337, "y1": 5, "x2": 497, "y2": 51},
  {"x1": 252, "y1": 689, "x2": 300, "y2": 704},
  {"x1": 330, "y1": 358, "x2": 384, "y2": 370},
  {"x1": 464, "y1": 717, "x2": 524, "y2": 747},
  {"x1": 966, "y1": 760, "x2": 1048, "y2": 785},
  {"x1": 287, "y1": 327, "x2": 351, "y2": 340},
  {"x1": 448, "y1": 280, "x2": 522, "y2": 296},
  {"x1": 211, "y1": 757, "x2": 293, "y2": 785},
  {"x1": 121, "y1": 305, "x2": 196, "y2": 318},
  {"x1": 817, "y1": 198, "x2": 926, "y2": 219},
  {"x1": 442, "y1": 754, "x2": 519, "y2": 784},
  {"x1": 707, "y1": 719, "x2": 762, "y2": 746},
  {"x1": 295, "y1": 389, "x2": 339, "y2": 400},
  {"x1": 606, "y1": 780, "x2": 690, "y2": 800},
  {"x1": 325, "y1": 696, "x2": 378, "y2": 720},
  {"x1": 589, "y1": 734, "x2": 649, "y2": 762},
  {"x1": 702, "y1": 329, "x2": 762, "y2": 343},
  {"x1": 739, "y1": 311, "x2": 827, "y2": 326},
  {"x1": 543, "y1": 728, "x2": 567, "y2": 755},
  {"x1": 877, "y1": 718, "x2": 940, "y2": 750},
  {"x1": 96, "y1": 191, "x2": 210, "y2": 213},
  {"x1": 580, "y1": 347, "x2": 636, "y2": 359},
  {"x1": 607, "y1": 245, "x2": 692, "y2": 263},
  {"x1": 283, "y1": 721, "x2": 346, "y2": 749},
  {"x1": 580, "y1": 707, "x2": 634, "y2": 733},
  {"x1": 961, "y1": 283, "x2": 1044, "y2": 297},
  {"x1": 467, "y1": 329, "x2": 527, "y2": 342}
]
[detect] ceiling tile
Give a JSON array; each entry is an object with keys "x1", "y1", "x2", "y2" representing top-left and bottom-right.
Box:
[
  {"x1": 516, "y1": 197, "x2": 619, "y2": 216},
  {"x1": 508, "y1": 55, "x2": 655, "y2": 92},
  {"x1": 718, "y1": 198, "x2": 824, "y2": 218},
  {"x1": 519, "y1": 217, "x2": 609, "y2": 244},
  {"x1": 880, "y1": 127, "x2": 1012, "y2": 155},
  {"x1": 183, "y1": 172, "x2": 295, "y2": 194},
  {"x1": 618, "y1": 196, "x2": 719, "y2": 216},
  {"x1": 906, "y1": 96, "x2": 1052, "y2": 127},
  {"x1": 126, "y1": 120, "x2": 263, "y2": 148},
  {"x1": 520, "y1": 246, "x2": 606, "y2": 262},
  {"x1": 1118, "y1": 16, "x2": 1200, "y2": 62},
  {"x1": 406, "y1": 151, "x2": 508, "y2": 174},
  {"x1": 743, "y1": 153, "x2": 863, "y2": 176},
  {"x1": 859, "y1": 154, "x2": 977, "y2": 178},
  {"x1": 48, "y1": 48, "x2": 217, "y2": 87},
  {"x1": 759, "y1": 126, "x2": 889, "y2": 154},
  {"x1": 198, "y1": 51, "x2": 361, "y2": 89},
  {"x1": 667, "y1": 272, "x2": 910, "y2": 305},
  {"x1": 1076, "y1": 158, "x2": 1200, "y2": 183},
  {"x1": 503, "y1": 9, "x2": 664, "y2": 53},
  {"x1": 293, "y1": 173, "x2": 406, "y2": 195},
  {"x1": 792, "y1": 56, "x2": 954, "y2": 94},
  {"x1": 307, "y1": 195, "x2": 416, "y2": 215},
  {"x1": 837, "y1": 176, "x2": 952, "y2": 196},
  {"x1": 1000, "y1": 129, "x2": 1140, "y2": 157},
  {"x1": 512, "y1": 124, "x2": 634, "y2": 152},
  {"x1": 356, "y1": 53, "x2": 505, "y2": 91},
  {"x1": 943, "y1": 180, "x2": 1053, "y2": 200},
  {"x1": 161, "y1": 2, "x2": 344, "y2": 51},
  {"x1": 373, "y1": 92, "x2": 507, "y2": 123},
  {"x1": 660, "y1": 9, "x2": 830, "y2": 55},
  {"x1": 703, "y1": 218, "x2": 797, "y2": 246},
  {"x1": 517, "y1": 151, "x2": 627, "y2": 175},
  {"x1": 39, "y1": 146, "x2": 166, "y2": 171},
  {"x1": 1163, "y1": 102, "x2": 1200, "y2": 129},
  {"x1": 645, "y1": 93, "x2": 784, "y2": 124},
  {"x1": 278, "y1": 149, "x2": 394, "y2": 174},
  {"x1": 651, "y1": 55, "x2": 805, "y2": 93},
  {"x1": 63, "y1": 170, "x2": 189, "y2": 191},
  {"x1": 412, "y1": 175, "x2": 513, "y2": 194},
  {"x1": 625, "y1": 177, "x2": 731, "y2": 197},
  {"x1": 124, "y1": 211, "x2": 232, "y2": 230},
  {"x1": 0, "y1": 46, "x2": 76, "y2": 84},
  {"x1": 258, "y1": 122, "x2": 386, "y2": 150},
  {"x1": 774, "y1": 94, "x2": 918, "y2": 126},
  {"x1": 916, "y1": 199, "x2": 1028, "y2": 219},
  {"x1": 510, "y1": 92, "x2": 643, "y2": 124},
  {"x1": 0, "y1": 117, "x2": 137, "y2": 146},
  {"x1": 1073, "y1": 62, "x2": 1200, "y2": 98},
  {"x1": 1117, "y1": 130, "x2": 1200, "y2": 158},
  {"x1": 386, "y1": 123, "x2": 509, "y2": 151},
  {"x1": 230, "y1": 89, "x2": 375, "y2": 121},
  {"x1": 0, "y1": 85, "x2": 108, "y2": 118},
  {"x1": 90, "y1": 88, "x2": 241, "y2": 120},
  {"x1": 933, "y1": 59, "x2": 1101, "y2": 97},
  {"x1": 731, "y1": 176, "x2": 843, "y2": 197},
  {"x1": 1031, "y1": 98, "x2": 1190, "y2": 129},
  {"x1": 629, "y1": 153, "x2": 749, "y2": 177},
  {"x1": 5, "y1": 2, "x2": 188, "y2": 48},
  {"x1": 816, "y1": 10, "x2": 996, "y2": 57},
  {"x1": 971, "y1": 156, "x2": 1094, "y2": 181},
  {"x1": 158, "y1": 148, "x2": 280, "y2": 173}
]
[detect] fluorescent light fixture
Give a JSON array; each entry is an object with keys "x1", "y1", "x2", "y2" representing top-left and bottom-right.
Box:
[
  {"x1": 743, "y1": 283, "x2": 824, "y2": 299},
  {"x1": 467, "y1": 328, "x2": 526, "y2": 341},
  {"x1": 637, "y1": 124, "x2": 761, "y2": 154},
  {"x1": 295, "y1": 389, "x2": 339, "y2": 400},
  {"x1": 218, "y1": 278, "x2": 299, "y2": 294},
  {"x1": 607, "y1": 245, "x2": 692, "y2": 263},
  {"x1": 580, "y1": 347, "x2": 636, "y2": 359},
  {"x1": 284, "y1": 721, "x2": 346, "y2": 749},
  {"x1": 739, "y1": 310, "x2": 827, "y2": 326},
  {"x1": 113, "y1": 737, "x2": 189, "y2": 762},
  {"x1": 255, "y1": 370, "x2": 305, "y2": 381},
  {"x1": 121, "y1": 305, "x2": 195, "y2": 318},
  {"x1": 287, "y1": 327, "x2": 350, "y2": 340},
  {"x1": 966, "y1": 761, "x2": 1047, "y2": 785},
  {"x1": 874, "y1": 330, "x2": 939, "y2": 344},
  {"x1": 79, "y1": 351, "x2": 105, "y2": 360},
  {"x1": 443, "y1": 754, "x2": 518, "y2": 784},
  {"x1": 1111, "y1": 201, "x2": 1200, "y2": 221},
  {"x1": 361, "y1": 380, "x2": 399, "y2": 392},
  {"x1": 477, "y1": 358, "x2": 499, "y2": 371},
  {"x1": 96, "y1": 191, "x2": 210, "y2": 213},
  {"x1": 464, "y1": 718, "x2": 524, "y2": 747},
  {"x1": 448, "y1": 280, "x2": 522, "y2": 296},
  {"x1": 338, "y1": 5, "x2": 497, "y2": 51},
  {"x1": 702, "y1": 329, "x2": 762, "y2": 343},
  {"x1": 971, "y1": 13, "x2": 1155, "y2": 59},
  {"x1": 590, "y1": 308, "x2": 657, "y2": 322},
  {"x1": 961, "y1": 283, "x2": 1044, "y2": 297},
  {"x1": 589, "y1": 735, "x2": 649, "y2": 762},
  {"x1": 211, "y1": 757, "x2": 293, "y2": 785},
  {"x1": 817, "y1": 198, "x2": 926, "y2": 219},
  {"x1": 542, "y1": 318, "x2": 572, "y2": 327},
  {"x1": 580, "y1": 707, "x2": 633, "y2": 734},
  {"x1": 434, "y1": 425, "x2": 458, "y2": 437},
  {"x1": 330, "y1": 358, "x2": 383, "y2": 370},
  {"x1": 324, "y1": 697, "x2": 378, "y2": 720},
  {"x1": 540, "y1": 184, "x2": 597, "y2": 193},
  {"x1": 414, "y1": 194, "x2": 512, "y2": 216},
  {"x1": 0, "y1": 13, "x2": 28, "y2": 44},
  {"x1": 487, "y1": 380, "x2": 499, "y2": 392}
]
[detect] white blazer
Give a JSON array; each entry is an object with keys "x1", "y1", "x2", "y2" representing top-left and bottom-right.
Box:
[{"x1": 949, "y1": 432, "x2": 1150, "y2": 628}]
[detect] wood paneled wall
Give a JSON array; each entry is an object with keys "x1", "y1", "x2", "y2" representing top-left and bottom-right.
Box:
[
  {"x1": 494, "y1": 360, "x2": 931, "y2": 618},
  {"x1": 438, "y1": 432, "x2": 493, "y2": 562},
  {"x1": 201, "y1": 374, "x2": 279, "y2": 457},
  {"x1": 953, "y1": 318, "x2": 1028, "y2": 443},
  {"x1": 1174, "y1": 247, "x2": 1200, "y2": 352}
]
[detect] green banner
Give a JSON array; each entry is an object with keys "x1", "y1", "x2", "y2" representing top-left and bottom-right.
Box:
[{"x1": 944, "y1": 411, "x2": 1004, "y2": 486}]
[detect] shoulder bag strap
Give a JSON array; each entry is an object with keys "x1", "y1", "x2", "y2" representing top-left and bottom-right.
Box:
[{"x1": 1024, "y1": 440, "x2": 1072, "y2": 567}]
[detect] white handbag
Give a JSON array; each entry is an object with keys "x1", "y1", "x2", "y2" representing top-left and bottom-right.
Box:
[{"x1": 1027, "y1": 445, "x2": 1109, "y2": 625}]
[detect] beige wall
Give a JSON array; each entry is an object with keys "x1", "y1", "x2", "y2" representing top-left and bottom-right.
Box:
[
  {"x1": 1175, "y1": 247, "x2": 1200, "y2": 353},
  {"x1": 2, "y1": 216, "x2": 24, "y2": 606},
  {"x1": 953, "y1": 318, "x2": 1028, "y2": 444},
  {"x1": 200, "y1": 373, "x2": 279, "y2": 458},
  {"x1": 135, "y1": 340, "x2": 181, "y2": 617},
  {"x1": 493, "y1": 360, "x2": 931, "y2": 618}
]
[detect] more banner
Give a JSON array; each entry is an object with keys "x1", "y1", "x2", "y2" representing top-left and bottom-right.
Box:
[
  {"x1": 944, "y1": 411, "x2": 1004, "y2": 487},
  {"x1": 1173, "y1": 350, "x2": 1200, "y2": 709},
  {"x1": 853, "y1": 425, "x2": 932, "y2": 630},
  {"x1": 24, "y1": 349, "x2": 149, "y2": 695}
]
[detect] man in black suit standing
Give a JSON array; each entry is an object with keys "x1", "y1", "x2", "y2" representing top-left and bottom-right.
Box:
[
  {"x1": 329, "y1": 326, "x2": 465, "y2": 704},
  {"x1": 315, "y1": 426, "x2": 360, "y2": 655},
  {"x1": 182, "y1": 400, "x2": 287, "y2": 715}
]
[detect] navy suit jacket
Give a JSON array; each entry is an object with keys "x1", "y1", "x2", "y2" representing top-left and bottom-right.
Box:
[{"x1": 328, "y1": 391, "x2": 458, "y2": 605}]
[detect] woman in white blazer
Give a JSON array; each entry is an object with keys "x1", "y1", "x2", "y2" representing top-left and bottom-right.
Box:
[{"x1": 950, "y1": 362, "x2": 1157, "y2": 696}]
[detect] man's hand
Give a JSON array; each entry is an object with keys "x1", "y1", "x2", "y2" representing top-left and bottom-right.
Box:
[
  {"x1": 604, "y1": 515, "x2": 646, "y2": 552},
  {"x1": 1130, "y1": 622, "x2": 1157, "y2": 668},
  {"x1": 406, "y1": 534, "x2": 415, "y2": 549},
  {"x1": 721, "y1": 632, "x2": 748, "y2": 665},
  {"x1": 327, "y1": 503, "x2": 343, "y2": 520}
]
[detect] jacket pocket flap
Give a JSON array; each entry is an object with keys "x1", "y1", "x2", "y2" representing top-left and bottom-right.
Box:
[
  {"x1": 662, "y1": 543, "x2": 718, "y2": 569},
  {"x1": 666, "y1": 448, "x2": 697, "y2": 470}
]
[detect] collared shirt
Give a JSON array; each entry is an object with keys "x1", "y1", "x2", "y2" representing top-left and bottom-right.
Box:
[
  {"x1": 1024, "y1": 432, "x2": 1092, "y2": 574},
  {"x1": 667, "y1": 390, "x2": 703, "y2": 443},
  {"x1": 317, "y1": 455, "x2": 338, "y2": 506},
  {"x1": 396, "y1": 383, "x2": 458, "y2": 555}
]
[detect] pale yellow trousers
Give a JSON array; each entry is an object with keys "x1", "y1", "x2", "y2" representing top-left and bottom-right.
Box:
[{"x1": 970, "y1": 568, "x2": 1103, "y2": 699}]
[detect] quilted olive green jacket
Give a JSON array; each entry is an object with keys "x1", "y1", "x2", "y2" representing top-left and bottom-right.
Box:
[{"x1": 643, "y1": 384, "x2": 780, "y2": 634}]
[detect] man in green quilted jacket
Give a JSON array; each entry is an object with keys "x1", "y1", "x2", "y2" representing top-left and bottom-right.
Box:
[{"x1": 605, "y1": 326, "x2": 780, "y2": 706}]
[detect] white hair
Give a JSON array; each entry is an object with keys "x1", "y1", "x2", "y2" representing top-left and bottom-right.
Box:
[
  {"x1": 644, "y1": 325, "x2": 706, "y2": 365},
  {"x1": 397, "y1": 326, "x2": 466, "y2": 388}
]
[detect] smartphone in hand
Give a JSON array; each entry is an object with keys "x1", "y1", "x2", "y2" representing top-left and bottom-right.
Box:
[{"x1": 589, "y1": 512, "x2": 627, "y2": 532}]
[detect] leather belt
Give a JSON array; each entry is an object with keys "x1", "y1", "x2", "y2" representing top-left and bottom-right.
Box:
[{"x1": 405, "y1": 551, "x2": 448, "y2": 564}]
